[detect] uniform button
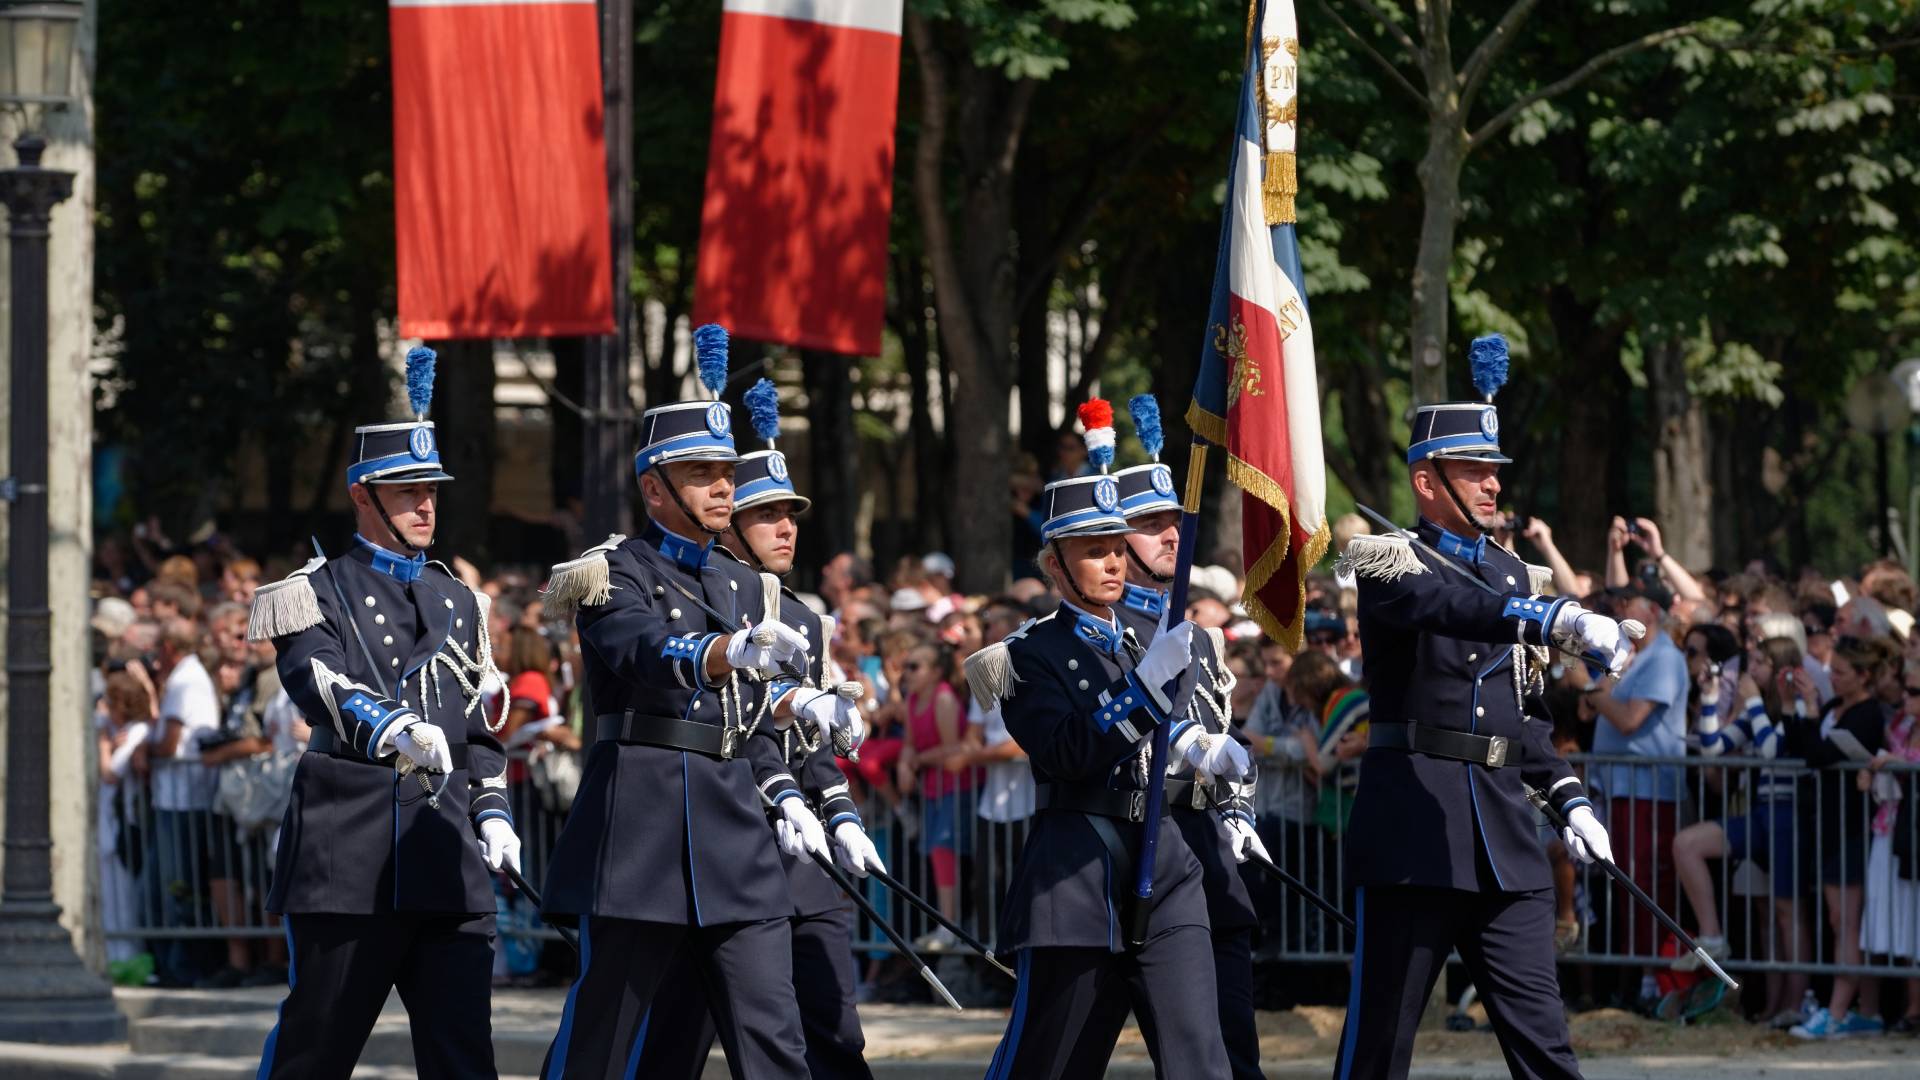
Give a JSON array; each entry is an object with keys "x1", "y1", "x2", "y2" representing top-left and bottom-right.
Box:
[
  {"x1": 1123, "y1": 695, "x2": 1133, "y2": 705},
  {"x1": 1506, "y1": 575, "x2": 1517, "y2": 585},
  {"x1": 1068, "y1": 659, "x2": 1079, "y2": 671},
  {"x1": 653, "y1": 586, "x2": 665, "y2": 597},
  {"x1": 364, "y1": 596, "x2": 376, "y2": 607},
  {"x1": 456, "y1": 619, "x2": 464, "y2": 629},
  {"x1": 390, "y1": 657, "x2": 400, "y2": 668},
  {"x1": 693, "y1": 700, "x2": 703, "y2": 710},
  {"x1": 669, "y1": 608, "x2": 683, "y2": 620},
  {"x1": 729, "y1": 581, "x2": 739, "y2": 591},
  {"x1": 800, "y1": 625, "x2": 810, "y2": 636},
  {"x1": 1079, "y1": 679, "x2": 1090, "y2": 691},
  {"x1": 383, "y1": 635, "x2": 394, "y2": 646},
  {"x1": 445, "y1": 598, "x2": 455, "y2": 609},
  {"x1": 1476, "y1": 706, "x2": 1486, "y2": 717},
  {"x1": 1468, "y1": 653, "x2": 1478, "y2": 662}
]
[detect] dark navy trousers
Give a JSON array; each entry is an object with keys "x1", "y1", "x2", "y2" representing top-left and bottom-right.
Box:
[
  {"x1": 984, "y1": 925, "x2": 1229, "y2": 1080},
  {"x1": 627, "y1": 905, "x2": 870, "y2": 1080},
  {"x1": 1212, "y1": 926, "x2": 1264, "y2": 1080},
  {"x1": 255, "y1": 911, "x2": 497, "y2": 1080},
  {"x1": 541, "y1": 915, "x2": 808, "y2": 1080},
  {"x1": 1331, "y1": 886, "x2": 1580, "y2": 1080}
]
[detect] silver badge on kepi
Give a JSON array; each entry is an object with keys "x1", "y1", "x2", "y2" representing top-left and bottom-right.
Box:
[
  {"x1": 1150, "y1": 464, "x2": 1175, "y2": 497},
  {"x1": 768, "y1": 452, "x2": 789, "y2": 483},
  {"x1": 408, "y1": 426, "x2": 434, "y2": 461},
  {"x1": 1479, "y1": 406, "x2": 1499, "y2": 440},
  {"x1": 705, "y1": 402, "x2": 729, "y2": 439},
  {"x1": 1094, "y1": 477, "x2": 1120, "y2": 512}
]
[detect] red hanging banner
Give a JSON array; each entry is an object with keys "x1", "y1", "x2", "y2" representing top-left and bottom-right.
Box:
[
  {"x1": 693, "y1": 0, "x2": 903, "y2": 357},
  {"x1": 390, "y1": 0, "x2": 613, "y2": 340}
]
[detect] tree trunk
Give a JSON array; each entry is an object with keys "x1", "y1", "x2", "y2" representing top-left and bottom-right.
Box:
[
  {"x1": 1647, "y1": 338, "x2": 1713, "y2": 569},
  {"x1": 1410, "y1": 127, "x2": 1466, "y2": 405},
  {"x1": 1015, "y1": 158, "x2": 1054, "y2": 467},
  {"x1": 906, "y1": 13, "x2": 1027, "y2": 594},
  {"x1": 800, "y1": 350, "x2": 858, "y2": 583},
  {"x1": 430, "y1": 338, "x2": 497, "y2": 567},
  {"x1": 1544, "y1": 287, "x2": 1626, "y2": 569}
]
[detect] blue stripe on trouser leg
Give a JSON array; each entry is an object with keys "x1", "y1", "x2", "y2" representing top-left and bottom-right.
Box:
[
  {"x1": 1336, "y1": 887, "x2": 1366, "y2": 1080},
  {"x1": 984, "y1": 950, "x2": 1033, "y2": 1080},
  {"x1": 546, "y1": 915, "x2": 594, "y2": 1080},
  {"x1": 621, "y1": 1004, "x2": 654, "y2": 1080},
  {"x1": 254, "y1": 920, "x2": 297, "y2": 1080}
]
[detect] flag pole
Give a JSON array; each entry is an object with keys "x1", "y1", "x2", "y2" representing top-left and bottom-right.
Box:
[{"x1": 1127, "y1": 436, "x2": 1209, "y2": 946}]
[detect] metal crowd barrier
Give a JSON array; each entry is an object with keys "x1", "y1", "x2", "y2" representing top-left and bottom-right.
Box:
[{"x1": 101, "y1": 746, "x2": 1920, "y2": 985}]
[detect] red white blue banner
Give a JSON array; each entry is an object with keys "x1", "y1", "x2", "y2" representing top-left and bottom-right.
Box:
[{"x1": 1188, "y1": 0, "x2": 1327, "y2": 648}]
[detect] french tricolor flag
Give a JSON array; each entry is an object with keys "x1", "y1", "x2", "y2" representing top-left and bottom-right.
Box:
[
  {"x1": 1187, "y1": 0, "x2": 1327, "y2": 647},
  {"x1": 692, "y1": 1, "x2": 904, "y2": 357},
  {"x1": 389, "y1": 0, "x2": 614, "y2": 340}
]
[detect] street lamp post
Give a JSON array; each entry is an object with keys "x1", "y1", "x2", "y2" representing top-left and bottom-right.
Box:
[{"x1": 0, "y1": 0, "x2": 125, "y2": 1043}]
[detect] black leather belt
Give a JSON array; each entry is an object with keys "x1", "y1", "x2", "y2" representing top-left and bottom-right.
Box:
[
  {"x1": 596, "y1": 711, "x2": 734, "y2": 760},
  {"x1": 1370, "y1": 722, "x2": 1508, "y2": 768},
  {"x1": 1035, "y1": 782, "x2": 1174, "y2": 823},
  {"x1": 308, "y1": 725, "x2": 470, "y2": 770},
  {"x1": 1163, "y1": 778, "x2": 1218, "y2": 812}
]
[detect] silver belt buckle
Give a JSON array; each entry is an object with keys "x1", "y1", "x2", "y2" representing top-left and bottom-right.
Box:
[
  {"x1": 1129, "y1": 791, "x2": 1147, "y2": 822},
  {"x1": 1484, "y1": 736, "x2": 1509, "y2": 769},
  {"x1": 720, "y1": 727, "x2": 738, "y2": 761},
  {"x1": 1190, "y1": 780, "x2": 1210, "y2": 810}
]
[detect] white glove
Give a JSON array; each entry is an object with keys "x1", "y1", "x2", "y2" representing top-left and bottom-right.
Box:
[
  {"x1": 1550, "y1": 604, "x2": 1632, "y2": 676},
  {"x1": 793, "y1": 689, "x2": 865, "y2": 747},
  {"x1": 392, "y1": 721, "x2": 456, "y2": 774},
  {"x1": 776, "y1": 797, "x2": 830, "y2": 860},
  {"x1": 479, "y1": 817, "x2": 522, "y2": 874},
  {"x1": 1562, "y1": 804, "x2": 1613, "y2": 865},
  {"x1": 1136, "y1": 616, "x2": 1195, "y2": 692},
  {"x1": 725, "y1": 619, "x2": 810, "y2": 672},
  {"x1": 1224, "y1": 817, "x2": 1270, "y2": 865},
  {"x1": 832, "y1": 821, "x2": 887, "y2": 878},
  {"x1": 1183, "y1": 731, "x2": 1252, "y2": 782}
]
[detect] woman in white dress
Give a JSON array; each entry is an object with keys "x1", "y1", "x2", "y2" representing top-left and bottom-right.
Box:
[
  {"x1": 1861, "y1": 690, "x2": 1920, "y2": 1033},
  {"x1": 96, "y1": 671, "x2": 152, "y2": 966}
]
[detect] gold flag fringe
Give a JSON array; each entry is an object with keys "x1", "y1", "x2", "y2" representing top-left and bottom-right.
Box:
[{"x1": 1263, "y1": 151, "x2": 1297, "y2": 226}]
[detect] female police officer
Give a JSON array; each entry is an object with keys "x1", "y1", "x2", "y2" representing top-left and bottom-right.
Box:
[{"x1": 967, "y1": 405, "x2": 1240, "y2": 1079}]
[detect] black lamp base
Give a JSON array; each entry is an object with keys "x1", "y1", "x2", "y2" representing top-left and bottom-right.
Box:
[{"x1": 0, "y1": 905, "x2": 125, "y2": 1044}]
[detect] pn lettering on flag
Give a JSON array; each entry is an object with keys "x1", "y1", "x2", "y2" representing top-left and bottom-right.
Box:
[
  {"x1": 693, "y1": 0, "x2": 904, "y2": 357},
  {"x1": 1188, "y1": 0, "x2": 1328, "y2": 648},
  {"x1": 389, "y1": 0, "x2": 613, "y2": 340}
]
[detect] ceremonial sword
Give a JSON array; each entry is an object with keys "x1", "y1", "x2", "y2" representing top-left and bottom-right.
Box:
[
  {"x1": 863, "y1": 865, "x2": 1015, "y2": 979},
  {"x1": 498, "y1": 866, "x2": 581, "y2": 954},
  {"x1": 754, "y1": 789, "x2": 963, "y2": 1010},
  {"x1": 1239, "y1": 851, "x2": 1354, "y2": 932},
  {"x1": 1526, "y1": 787, "x2": 1740, "y2": 992}
]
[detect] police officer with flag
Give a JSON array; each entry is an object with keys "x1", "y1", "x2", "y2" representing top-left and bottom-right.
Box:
[
  {"x1": 967, "y1": 401, "x2": 1235, "y2": 1079},
  {"x1": 1114, "y1": 395, "x2": 1263, "y2": 1080},
  {"x1": 536, "y1": 325, "x2": 861, "y2": 1079},
  {"x1": 248, "y1": 346, "x2": 517, "y2": 1079},
  {"x1": 627, "y1": 376, "x2": 881, "y2": 1079},
  {"x1": 1331, "y1": 336, "x2": 1627, "y2": 1080}
]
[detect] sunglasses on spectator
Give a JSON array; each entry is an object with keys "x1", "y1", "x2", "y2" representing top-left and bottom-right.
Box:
[
  {"x1": 1307, "y1": 632, "x2": 1344, "y2": 646},
  {"x1": 1906, "y1": 686, "x2": 1920, "y2": 697},
  {"x1": 902, "y1": 662, "x2": 924, "y2": 673}
]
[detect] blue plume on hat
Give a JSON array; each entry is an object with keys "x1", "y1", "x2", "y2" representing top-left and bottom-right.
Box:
[
  {"x1": 405, "y1": 345, "x2": 436, "y2": 420},
  {"x1": 1469, "y1": 334, "x2": 1509, "y2": 402},
  {"x1": 1128, "y1": 394, "x2": 1164, "y2": 461},
  {"x1": 693, "y1": 323, "x2": 729, "y2": 399},
  {"x1": 744, "y1": 377, "x2": 781, "y2": 445}
]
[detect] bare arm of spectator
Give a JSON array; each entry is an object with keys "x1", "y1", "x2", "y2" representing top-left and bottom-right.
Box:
[
  {"x1": 1521, "y1": 519, "x2": 1582, "y2": 597},
  {"x1": 1632, "y1": 519, "x2": 1707, "y2": 602},
  {"x1": 97, "y1": 729, "x2": 118, "y2": 786},
  {"x1": 1588, "y1": 686, "x2": 1657, "y2": 736},
  {"x1": 1605, "y1": 517, "x2": 1631, "y2": 589}
]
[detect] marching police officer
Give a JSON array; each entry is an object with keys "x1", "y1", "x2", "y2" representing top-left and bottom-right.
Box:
[
  {"x1": 248, "y1": 346, "x2": 518, "y2": 1080},
  {"x1": 1331, "y1": 336, "x2": 1627, "y2": 1080},
  {"x1": 967, "y1": 402, "x2": 1236, "y2": 1080},
  {"x1": 628, "y1": 377, "x2": 883, "y2": 1080},
  {"x1": 537, "y1": 326, "x2": 861, "y2": 1079},
  {"x1": 1114, "y1": 395, "x2": 1265, "y2": 1080}
]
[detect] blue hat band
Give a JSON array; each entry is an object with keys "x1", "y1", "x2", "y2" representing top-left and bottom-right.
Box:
[
  {"x1": 1120, "y1": 490, "x2": 1181, "y2": 518},
  {"x1": 735, "y1": 474, "x2": 808, "y2": 507},
  {"x1": 347, "y1": 450, "x2": 449, "y2": 487},
  {"x1": 1406, "y1": 431, "x2": 1506, "y2": 464},
  {"x1": 1041, "y1": 506, "x2": 1135, "y2": 544}
]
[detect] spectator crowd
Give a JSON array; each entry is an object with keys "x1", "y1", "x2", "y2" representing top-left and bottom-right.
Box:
[{"x1": 83, "y1": 508, "x2": 1920, "y2": 1036}]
